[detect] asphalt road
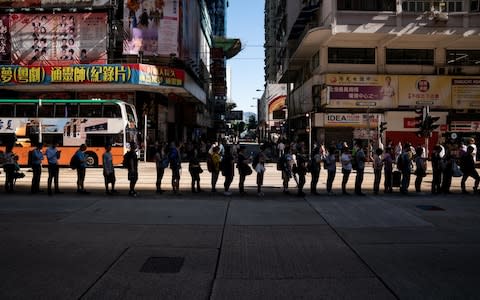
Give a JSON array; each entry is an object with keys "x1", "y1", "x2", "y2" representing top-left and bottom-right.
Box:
[{"x1": 0, "y1": 163, "x2": 479, "y2": 299}]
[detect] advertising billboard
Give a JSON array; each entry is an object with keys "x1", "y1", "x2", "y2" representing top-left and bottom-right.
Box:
[
  {"x1": 398, "y1": 76, "x2": 451, "y2": 108},
  {"x1": 451, "y1": 77, "x2": 480, "y2": 109},
  {"x1": 0, "y1": 64, "x2": 185, "y2": 87},
  {"x1": 10, "y1": 13, "x2": 107, "y2": 66},
  {"x1": 0, "y1": 0, "x2": 110, "y2": 8},
  {"x1": 0, "y1": 15, "x2": 10, "y2": 63},
  {"x1": 123, "y1": 0, "x2": 179, "y2": 56},
  {"x1": 326, "y1": 74, "x2": 398, "y2": 108}
]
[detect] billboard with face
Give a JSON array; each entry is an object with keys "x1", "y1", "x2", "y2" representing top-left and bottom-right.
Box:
[
  {"x1": 10, "y1": 13, "x2": 107, "y2": 66},
  {"x1": 123, "y1": 0, "x2": 179, "y2": 56}
]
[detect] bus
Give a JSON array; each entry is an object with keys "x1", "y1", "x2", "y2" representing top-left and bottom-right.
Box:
[{"x1": 0, "y1": 99, "x2": 139, "y2": 167}]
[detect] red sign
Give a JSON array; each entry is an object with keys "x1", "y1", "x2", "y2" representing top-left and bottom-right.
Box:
[{"x1": 404, "y1": 117, "x2": 419, "y2": 128}]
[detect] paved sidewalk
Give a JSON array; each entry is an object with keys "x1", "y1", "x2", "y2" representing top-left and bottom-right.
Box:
[{"x1": 0, "y1": 164, "x2": 479, "y2": 299}]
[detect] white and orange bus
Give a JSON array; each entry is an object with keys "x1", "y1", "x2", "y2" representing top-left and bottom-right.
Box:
[{"x1": 0, "y1": 99, "x2": 139, "y2": 167}]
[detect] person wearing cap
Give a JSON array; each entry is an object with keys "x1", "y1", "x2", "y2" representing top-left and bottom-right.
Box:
[{"x1": 30, "y1": 142, "x2": 44, "y2": 194}]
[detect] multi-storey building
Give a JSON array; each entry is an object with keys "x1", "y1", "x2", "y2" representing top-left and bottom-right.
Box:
[
  {"x1": 0, "y1": 0, "x2": 239, "y2": 154},
  {"x1": 265, "y1": 0, "x2": 480, "y2": 155}
]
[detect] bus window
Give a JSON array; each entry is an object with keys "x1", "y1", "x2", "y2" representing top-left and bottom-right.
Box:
[
  {"x1": 103, "y1": 103, "x2": 121, "y2": 118},
  {"x1": 38, "y1": 104, "x2": 54, "y2": 117},
  {"x1": 15, "y1": 104, "x2": 37, "y2": 117},
  {"x1": 65, "y1": 103, "x2": 78, "y2": 117},
  {"x1": 0, "y1": 104, "x2": 14, "y2": 117},
  {"x1": 125, "y1": 104, "x2": 136, "y2": 123},
  {"x1": 55, "y1": 104, "x2": 67, "y2": 118},
  {"x1": 42, "y1": 134, "x2": 63, "y2": 146},
  {"x1": 79, "y1": 104, "x2": 102, "y2": 117},
  {"x1": 86, "y1": 134, "x2": 121, "y2": 147}
]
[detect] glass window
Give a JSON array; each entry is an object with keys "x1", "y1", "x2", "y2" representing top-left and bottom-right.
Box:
[
  {"x1": 0, "y1": 104, "x2": 15, "y2": 117},
  {"x1": 103, "y1": 103, "x2": 121, "y2": 118},
  {"x1": 65, "y1": 103, "x2": 78, "y2": 117},
  {"x1": 402, "y1": 1, "x2": 463, "y2": 12},
  {"x1": 338, "y1": 0, "x2": 395, "y2": 11},
  {"x1": 472, "y1": 1, "x2": 480, "y2": 12},
  {"x1": 15, "y1": 104, "x2": 37, "y2": 117},
  {"x1": 386, "y1": 49, "x2": 434, "y2": 65},
  {"x1": 55, "y1": 104, "x2": 66, "y2": 118},
  {"x1": 79, "y1": 104, "x2": 102, "y2": 117},
  {"x1": 328, "y1": 48, "x2": 376, "y2": 64},
  {"x1": 38, "y1": 104, "x2": 54, "y2": 117},
  {"x1": 125, "y1": 105, "x2": 136, "y2": 123},
  {"x1": 446, "y1": 50, "x2": 480, "y2": 65}
]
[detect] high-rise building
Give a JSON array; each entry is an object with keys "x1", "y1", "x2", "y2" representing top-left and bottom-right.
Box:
[
  {"x1": 0, "y1": 0, "x2": 239, "y2": 151},
  {"x1": 265, "y1": 0, "x2": 480, "y2": 154}
]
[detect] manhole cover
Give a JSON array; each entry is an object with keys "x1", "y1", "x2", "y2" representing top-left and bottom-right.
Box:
[
  {"x1": 416, "y1": 205, "x2": 445, "y2": 211},
  {"x1": 140, "y1": 257, "x2": 184, "y2": 274}
]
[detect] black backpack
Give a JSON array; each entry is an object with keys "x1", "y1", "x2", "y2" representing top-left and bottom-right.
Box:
[
  {"x1": 70, "y1": 153, "x2": 80, "y2": 170},
  {"x1": 252, "y1": 152, "x2": 259, "y2": 169},
  {"x1": 276, "y1": 155, "x2": 286, "y2": 171}
]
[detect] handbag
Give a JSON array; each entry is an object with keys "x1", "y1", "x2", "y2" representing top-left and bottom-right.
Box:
[{"x1": 452, "y1": 161, "x2": 463, "y2": 177}]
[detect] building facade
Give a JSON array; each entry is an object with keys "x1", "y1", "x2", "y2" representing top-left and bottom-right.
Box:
[
  {"x1": 0, "y1": 0, "x2": 239, "y2": 156},
  {"x1": 265, "y1": 0, "x2": 480, "y2": 155}
]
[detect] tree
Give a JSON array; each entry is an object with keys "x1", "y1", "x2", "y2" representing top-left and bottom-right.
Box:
[{"x1": 248, "y1": 115, "x2": 257, "y2": 130}]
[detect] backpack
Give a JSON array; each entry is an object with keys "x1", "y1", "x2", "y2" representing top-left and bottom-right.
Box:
[
  {"x1": 70, "y1": 153, "x2": 80, "y2": 170},
  {"x1": 397, "y1": 153, "x2": 405, "y2": 170},
  {"x1": 252, "y1": 152, "x2": 259, "y2": 169},
  {"x1": 277, "y1": 155, "x2": 286, "y2": 171},
  {"x1": 27, "y1": 150, "x2": 34, "y2": 167},
  {"x1": 206, "y1": 154, "x2": 214, "y2": 172},
  {"x1": 351, "y1": 153, "x2": 358, "y2": 170}
]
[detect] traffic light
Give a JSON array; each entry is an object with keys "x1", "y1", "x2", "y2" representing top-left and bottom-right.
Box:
[
  {"x1": 379, "y1": 122, "x2": 387, "y2": 134},
  {"x1": 414, "y1": 107, "x2": 426, "y2": 137},
  {"x1": 424, "y1": 115, "x2": 440, "y2": 131}
]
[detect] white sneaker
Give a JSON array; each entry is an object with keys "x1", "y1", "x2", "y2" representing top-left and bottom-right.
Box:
[{"x1": 224, "y1": 191, "x2": 232, "y2": 196}]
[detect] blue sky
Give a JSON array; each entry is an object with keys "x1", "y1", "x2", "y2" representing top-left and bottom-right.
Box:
[{"x1": 226, "y1": 0, "x2": 265, "y2": 114}]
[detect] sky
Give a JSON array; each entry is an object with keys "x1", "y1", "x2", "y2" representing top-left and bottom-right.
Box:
[{"x1": 226, "y1": 0, "x2": 265, "y2": 114}]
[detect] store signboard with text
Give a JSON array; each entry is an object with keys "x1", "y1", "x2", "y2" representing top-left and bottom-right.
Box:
[
  {"x1": 324, "y1": 113, "x2": 381, "y2": 128},
  {"x1": 398, "y1": 76, "x2": 451, "y2": 108},
  {"x1": 451, "y1": 78, "x2": 480, "y2": 109},
  {"x1": 325, "y1": 74, "x2": 397, "y2": 108}
]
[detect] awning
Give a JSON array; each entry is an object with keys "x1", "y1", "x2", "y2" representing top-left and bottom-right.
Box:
[{"x1": 213, "y1": 36, "x2": 242, "y2": 59}]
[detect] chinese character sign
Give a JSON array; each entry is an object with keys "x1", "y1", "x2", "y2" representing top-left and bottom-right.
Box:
[
  {"x1": 326, "y1": 74, "x2": 398, "y2": 108},
  {"x1": 10, "y1": 13, "x2": 107, "y2": 66},
  {"x1": 451, "y1": 78, "x2": 480, "y2": 109},
  {"x1": 123, "y1": 0, "x2": 179, "y2": 56},
  {"x1": 0, "y1": 15, "x2": 10, "y2": 63},
  {"x1": 398, "y1": 76, "x2": 451, "y2": 107}
]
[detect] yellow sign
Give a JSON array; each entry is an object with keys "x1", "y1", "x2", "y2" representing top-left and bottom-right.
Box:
[{"x1": 398, "y1": 76, "x2": 451, "y2": 107}]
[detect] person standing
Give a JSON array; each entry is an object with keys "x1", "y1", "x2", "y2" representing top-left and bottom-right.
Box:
[
  {"x1": 236, "y1": 146, "x2": 251, "y2": 195},
  {"x1": 31, "y1": 143, "x2": 44, "y2": 194},
  {"x1": 124, "y1": 142, "x2": 139, "y2": 196},
  {"x1": 431, "y1": 145, "x2": 443, "y2": 195},
  {"x1": 383, "y1": 147, "x2": 393, "y2": 193},
  {"x1": 46, "y1": 142, "x2": 61, "y2": 195},
  {"x1": 210, "y1": 146, "x2": 221, "y2": 193},
  {"x1": 168, "y1": 142, "x2": 182, "y2": 195},
  {"x1": 221, "y1": 145, "x2": 234, "y2": 196},
  {"x1": 309, "y1": 146, "x2": 322, "y2": 195},
  {"x1": 75, "y1": 144, "x2": 88, "y2": 194},
  {"x1": 399, "y1": 144, "x2": 412, "y2": 194},
  {"x1": 340, "y1": 147, "x2": 352, "y2": 195},
  {"x1": 281, "y1": 146, "x2": 294, "y2": 195},
  {"x1": 294, "y1": 146, "x2": 307, "y2": 197},
  {"x1": 354, "y1": 141, "x2": 366, "y2": 196},
  {"x1": 372, "y1": 148, "x2": 384, "y2": 195},
  {"x1": 154, "y1": 143, "x2": 167, "y2": 193},
  {"x1": 3, "y1": 144, "x2": 16, "y2": 193},
  {"x1": 414, "y1": 147, "x2": 427, "y2": 193},
  {"x1": 102, "y1": 144, "x2": 116, "y2": 195},
  {"x1": 188, "y1": 149, "x2": 202, "y2": 193},
  {"x1": 460, "y1": 145, "x2": 480, "y2": 194},
  {"x1": 255, "y1": 145, "x2": 267, "y2": 197},
  {"x1": 325, "y1": 146, "x2": 337, "y2": 195}
]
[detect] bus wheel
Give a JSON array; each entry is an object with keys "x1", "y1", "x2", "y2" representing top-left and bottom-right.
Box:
[{"x1": 84, "y1": 152, "x2": 98, "y2": 167}]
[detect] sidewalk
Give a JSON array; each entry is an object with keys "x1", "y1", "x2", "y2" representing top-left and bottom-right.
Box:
[{"x1": 0, "y1": 166, "x2": 479, "y2": 299}]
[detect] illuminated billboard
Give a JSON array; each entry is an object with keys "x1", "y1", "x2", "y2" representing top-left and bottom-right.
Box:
[
  {"x1": 10, "y1": 13, "x2": 107, "y2": 66},
  {"x1": 123, "y1": 0, "x2": 179, "y2": 56}
]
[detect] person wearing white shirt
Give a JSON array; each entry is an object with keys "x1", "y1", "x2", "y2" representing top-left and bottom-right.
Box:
[{"x1": 340, "y1": 147, "x2": 352, "y2": 195}]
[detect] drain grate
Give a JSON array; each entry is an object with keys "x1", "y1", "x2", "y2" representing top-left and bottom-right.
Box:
[
  {"x1": 140, "y1": 257, "x2": 185, "y2": 274},
  {"x1": 416, "y1": 205, "x2": 445, "y2": 211}
]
